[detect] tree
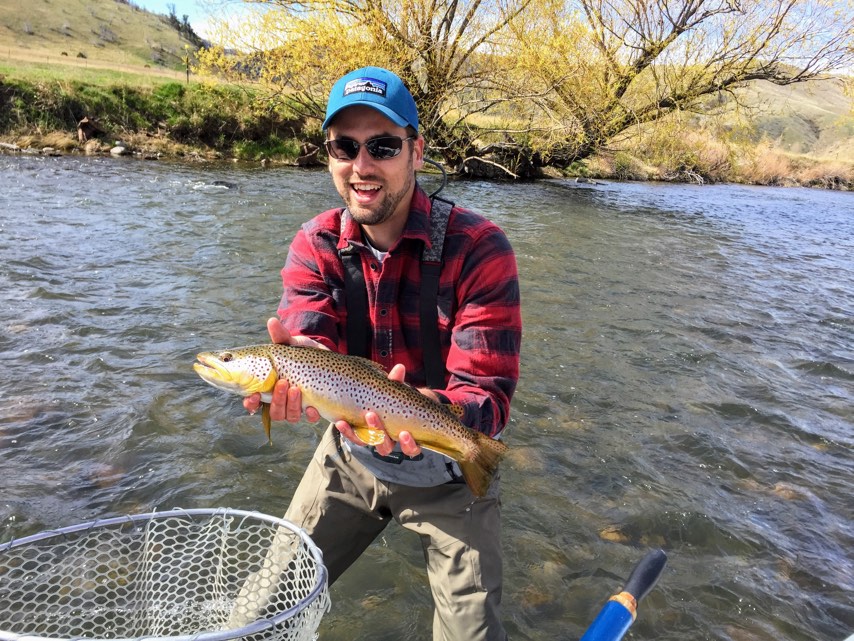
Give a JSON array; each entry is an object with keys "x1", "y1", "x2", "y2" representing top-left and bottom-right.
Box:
[
  {"x1": 197, "y1": 0, "x2": 537, "y2": 167},
  {"x1": 197, "y1": 0, "x2": 854, "y2": 174},
  {"x1": 502, "y1": 0, "x2": 854, "y2": 166}
]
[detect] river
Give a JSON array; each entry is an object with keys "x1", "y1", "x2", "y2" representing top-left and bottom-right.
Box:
[{"x1": 0, "y1": 155, "x2": 851, "y2": 641}]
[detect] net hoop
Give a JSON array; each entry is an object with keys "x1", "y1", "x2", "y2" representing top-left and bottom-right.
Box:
[{"x1": 0, "y1": 508, "x2": 329, "y2": 641}]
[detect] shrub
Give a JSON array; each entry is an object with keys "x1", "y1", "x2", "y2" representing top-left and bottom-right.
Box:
[
  {"x1": 628, "y1": 119, "x2": 734, "y2": 183},
  {"x1": 613, "y1": 151, "x2": 650, "y2": 181},
  {"x1": 794, "y1": 160, "x2": 853, "y2": 189},
  {"x1": 233, "y1": 136, "x2": 300, "y2": 161},
  {"x1": 735, "y1": 144, "x2": 794, "y2": 185}
]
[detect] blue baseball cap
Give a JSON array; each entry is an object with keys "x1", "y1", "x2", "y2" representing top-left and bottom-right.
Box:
[{"x1": 323, "y1": 67, "x2": 418, "y2": 132}]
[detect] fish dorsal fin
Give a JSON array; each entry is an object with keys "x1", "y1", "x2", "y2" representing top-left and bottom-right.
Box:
[
  {"x1": 447, "y1": 403, "x2": 466, "y2": 419},
  {"x1": 351, "y1": 355, "x2": 386, "y2": 371}
]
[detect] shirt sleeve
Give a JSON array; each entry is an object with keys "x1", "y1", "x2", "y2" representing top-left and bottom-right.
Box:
[
  {"x1": 440, "y1": 224, "x2": 522, "y2": 438},
  {"x1": 277, "y1": 224, "x2": 341, "y2": 352}
]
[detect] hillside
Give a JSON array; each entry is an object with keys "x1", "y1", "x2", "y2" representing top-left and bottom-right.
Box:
[
  {"x1": 0, "y1": 0, "x2": 198, "y2": 72},
  {"x1": 731, "y1": 78, "x2": 854, "y2": 162}
]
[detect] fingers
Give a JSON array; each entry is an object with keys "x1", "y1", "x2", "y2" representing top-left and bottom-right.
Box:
[
  {"x1": 388, "y1": 363, "x2": 406, "y2": 382},
  {"x1": 266, "y1": 379, "x2": 309, "y2": 423},
  {"x1": 334, "y1": 412, "x2": 388, "y2": 451},
  {"x1": 398, "y1": 430, "x2": 422, "y2": 457},
  {"x1": 366, "y1": 411, "x2": 395, "y2": 456},
  {"x1": 334, "y1": 420, "x2": 369, "y2": 447},
  {"x1": 333, "y1": 411, "x2": 422, "y2": 459},
  {"x1": 268, "y1": 318, "x2": 328, "y2": 350},
  {"x1": 286, "y1": 386, "x2": 302, "y2": 423},
  {"x1": 267, "y1": 317, "x2": 292, "y2": 344},
  {"x1": 267, "y1": 379, "x2": 287, "y2": 421},
  {"x1": 291, "y1": 334, "x2": 328, "y2": 349},
  {"x1": 243, "y1": 393, "x2": 261, "y2": 414}
]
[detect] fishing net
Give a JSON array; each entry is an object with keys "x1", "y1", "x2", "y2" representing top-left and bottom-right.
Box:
[{"x1": 0, "y1": 508, "x2": 330, "y2": 641}]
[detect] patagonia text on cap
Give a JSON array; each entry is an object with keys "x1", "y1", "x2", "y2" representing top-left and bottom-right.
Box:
[{"x1": 323, "y1": 66, "x2": 418, "y2": 131}]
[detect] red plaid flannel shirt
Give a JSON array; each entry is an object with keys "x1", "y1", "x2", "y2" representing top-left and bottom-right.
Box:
[{"x1": 278, "y1": 185, "x2": 521, "y2": 437}]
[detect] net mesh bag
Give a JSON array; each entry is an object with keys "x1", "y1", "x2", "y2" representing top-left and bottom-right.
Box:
[{"x1": 0, "y1": 508, "x2": 330, "y2": 641}]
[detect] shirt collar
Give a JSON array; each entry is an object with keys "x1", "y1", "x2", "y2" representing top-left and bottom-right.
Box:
[{"x1": 336, "y1": 183, "x2": 433, "y2": 252}]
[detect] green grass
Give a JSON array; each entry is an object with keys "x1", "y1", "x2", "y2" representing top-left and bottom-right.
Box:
[
  {"x1": 0, "y1": 72, "x2": 309, "y2": 165},
  {"x1": 0, "y1": 59, "x2": 186, "y2": 87},
  {"x1": 233, "y1": 136, "x2": 302, "y2": 161}
]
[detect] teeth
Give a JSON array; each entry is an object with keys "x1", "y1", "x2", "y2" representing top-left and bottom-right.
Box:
[{"x1": 353, "y1": 183, "x2": 380, "y2": 191}]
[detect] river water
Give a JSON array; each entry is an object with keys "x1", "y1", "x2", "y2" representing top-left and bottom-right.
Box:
[{"x1": 0, "y1": 155, "x2": 851, "y2": 641}]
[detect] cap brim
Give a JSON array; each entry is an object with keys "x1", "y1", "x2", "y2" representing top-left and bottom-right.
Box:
[{"x1": 322, "y1": 101, "x2": 413, "y2": 131}]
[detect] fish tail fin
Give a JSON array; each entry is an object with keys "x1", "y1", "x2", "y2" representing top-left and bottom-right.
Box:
[{"x1": 459, "y1": 434, "x2": 509, "y2": 498}]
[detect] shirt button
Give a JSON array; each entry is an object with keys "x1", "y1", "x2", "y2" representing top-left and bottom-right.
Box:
[
  {"x1": 379, "y1": 350, "x2": 388, "y2": 357},
  {"x1": 379, "y1": 309, "x2": 388, "y2": 316},
  {"x1": 370, "y1": 263, "x2": 378, "y2": 271}
]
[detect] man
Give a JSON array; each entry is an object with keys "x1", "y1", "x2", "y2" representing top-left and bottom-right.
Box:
[{"x1": 244, "y1": 66, "x2": 521, "y2": 641}]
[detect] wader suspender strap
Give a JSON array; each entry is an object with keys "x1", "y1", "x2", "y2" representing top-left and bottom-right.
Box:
[
  {"x1": 338, "y1": 197, "x2": 454, "y2": 389},
  {"x1": 419, "y1": 197, "x2": 453, "y2": 388},
  {"x1": 340, "y1": 240, "x2": 369, "y2": 359}
]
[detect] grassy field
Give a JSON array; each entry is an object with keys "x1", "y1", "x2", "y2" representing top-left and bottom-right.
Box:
[
  {"x1": 729, "y1": 78, "x2": 854, "y2": 162},
  {"x1": 0, "y1": 55, "x2": 189, "y2": 87}
]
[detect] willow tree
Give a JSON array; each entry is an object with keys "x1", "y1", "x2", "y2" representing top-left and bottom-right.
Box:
[
  {"x1": 501, "y1": 0, "x2": 854, "y2": 166},
  {"x1": 196, "y1": 0, "x2": 537, "y2": 167}
]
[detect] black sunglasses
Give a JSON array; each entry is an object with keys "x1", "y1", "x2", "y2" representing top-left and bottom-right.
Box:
[{"x1": 324, "y1": 135, "x2": 415, "y2": 161}]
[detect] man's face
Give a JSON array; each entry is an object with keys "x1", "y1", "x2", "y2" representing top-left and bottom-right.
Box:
[{"x1": 326, "y1": 105, "x2": 424, "y2": 228}]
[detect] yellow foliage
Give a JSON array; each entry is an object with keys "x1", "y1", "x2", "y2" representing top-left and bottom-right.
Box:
[
  {"x1": 738, "y1": 144, "x2": 795, "y2": 185},
  {"x1": 194, "y1": 0, "x2": 539, "y2": 158},
  {"x1": 193, "y1": 0, "x2": 854, "y2": 170}
]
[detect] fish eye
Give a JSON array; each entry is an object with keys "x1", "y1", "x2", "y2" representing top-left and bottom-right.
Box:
[{"x1": 221, "y1": 352, "x2": 233, "y2": 362}]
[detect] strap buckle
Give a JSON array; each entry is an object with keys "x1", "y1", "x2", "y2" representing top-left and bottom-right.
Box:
[{"x1": 369, "y1": 447, "x2": 424, "y2": 464}]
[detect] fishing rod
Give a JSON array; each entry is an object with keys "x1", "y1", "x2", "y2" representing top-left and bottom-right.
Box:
[
  {"x1": 579, "y1": 548, "x2": 668, "y2": 641},
  {"x1": 424, "y1": 157, "x2": 448, "y2": 198}
]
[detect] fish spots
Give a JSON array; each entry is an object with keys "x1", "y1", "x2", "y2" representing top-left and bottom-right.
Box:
[{"x1": 196, "y1": 342, "x2": 508, "y2": 496}]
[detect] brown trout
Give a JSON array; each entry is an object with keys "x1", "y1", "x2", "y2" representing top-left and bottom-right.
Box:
[{"x1": 193, "y1": 343, "x2": 508, "y2": 497}]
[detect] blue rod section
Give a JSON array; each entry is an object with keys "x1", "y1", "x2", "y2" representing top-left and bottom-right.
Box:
[
  {"x1": 579, "y1": 601, "x2": 634, "y2": 641},
  {"x1": 578, "y1": 549, "x2": 668, "y2": 641}
]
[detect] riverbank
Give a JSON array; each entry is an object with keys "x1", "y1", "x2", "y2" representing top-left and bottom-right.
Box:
[
  {"x1": 1, "y1": 75, "x2": 851, "y2": 189},
  {"x1": 3, "y1": 131, "x2": 851, "y2": 190}
]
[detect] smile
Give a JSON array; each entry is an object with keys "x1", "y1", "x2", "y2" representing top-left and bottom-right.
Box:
[{"x1": 353, "y1": 183, "x2": 381, "y2": 192}]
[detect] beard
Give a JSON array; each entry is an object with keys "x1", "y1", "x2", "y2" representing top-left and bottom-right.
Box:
[{"x1": 341, "y1": 156, "x2": 415, "y2": 227}]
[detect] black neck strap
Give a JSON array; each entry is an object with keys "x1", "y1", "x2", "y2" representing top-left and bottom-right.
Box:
[{"x1": 338, "y1": 197, "x2": 453, "y2": 388}]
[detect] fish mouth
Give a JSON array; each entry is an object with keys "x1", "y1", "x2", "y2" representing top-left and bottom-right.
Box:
[
  {"x1": 194, "y1": 353, "x2": 224, "y2": 377},
  {"x1": 193, "y1": 352, "x2": 242, "y2": 390},
  {"x1": 195, "y1": 352, "x2": 217, "y2": 369},
  {"x1": 193, "y1": 351, "x2": 277, "y2": 395}
]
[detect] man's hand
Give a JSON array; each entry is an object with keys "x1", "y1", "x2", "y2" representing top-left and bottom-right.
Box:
[
  {"x1": 242, "y1": 318, "x2": 323, "y2": 423},
  {"x1": 333, "y1": 364, "x2": 422, "y2": 458},
  {"x1": 244, "y1": 318, "x2": 422, "y2": 457}
]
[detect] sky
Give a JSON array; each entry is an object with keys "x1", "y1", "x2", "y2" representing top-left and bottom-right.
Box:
[{"x1": 131, "y1": 0, "x2": 213, "y2": 39}]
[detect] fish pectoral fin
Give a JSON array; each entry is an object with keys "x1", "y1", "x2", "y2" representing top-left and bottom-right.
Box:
[
  {"x1": 261, "y1": 402, "x2": 273, "y2": 446},
  {"x1": 353, "y1": 427, "x2": 386, "y2": 446}
]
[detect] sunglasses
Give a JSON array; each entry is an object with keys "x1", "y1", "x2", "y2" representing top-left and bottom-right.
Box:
[{"x1": 324, "y1": 135, "x2": 415, "y2": 161}]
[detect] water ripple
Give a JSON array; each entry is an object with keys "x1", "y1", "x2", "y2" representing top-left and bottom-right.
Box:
[{"x1": 1, "y1": 158, "x2": 852, "y2": 641}]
